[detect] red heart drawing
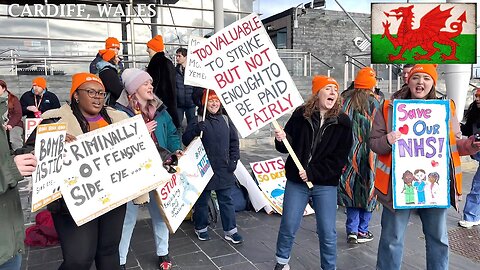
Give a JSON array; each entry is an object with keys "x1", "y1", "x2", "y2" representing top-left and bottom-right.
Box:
[
  {"x1": 399, "y1": 124, "x2": 409, "y2": 135},
  {"x1": 431, "y1": 160, "x2": 439, "y2": 167}
]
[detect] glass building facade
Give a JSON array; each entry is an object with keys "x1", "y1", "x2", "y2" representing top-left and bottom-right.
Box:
[{"x1": 0, "y1": 0, "x2": 254, "y2": 74}]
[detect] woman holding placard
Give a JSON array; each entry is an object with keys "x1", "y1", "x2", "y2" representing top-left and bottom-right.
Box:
[
  {"x1": 115, "y1": 68, "x2": 181, "y2": 270},
  {"x1": 41, "y1": 73, "x2": 129, "y2": 270},
  {"x1": 273, "y1": 75, "x2": 352, "y2": 270},
  {"x1": 182, "y1": 89, "x2": 243, "y2": 245},
  {"x1": 370, "y1": 64, "x2": 480, "y2": 270}
]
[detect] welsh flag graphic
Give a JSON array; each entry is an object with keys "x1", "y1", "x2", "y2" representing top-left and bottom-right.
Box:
[{"x1": 371, "y1": 3, "x2": 477, "y2": 64}]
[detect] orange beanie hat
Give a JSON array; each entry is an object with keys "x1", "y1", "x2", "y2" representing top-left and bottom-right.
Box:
[
  {"x1": 105, "y1": 37, "x2": 120, "y2": 49},
  {"x1": 201, "y1": 89, "x2": 219, "y2": 105},
  {"x1": 407, "y1": 64, "x2": 438, "y2": 86},
  {"x1": 312, "y1": 75, "x2": 339, "y2": 95},
  {"x1": 147, "y1": 35, "x2": 165, "y2": 52},
  {"x1": 99, "y1": 49, "x2": 116, "y2": 62},
  {"x1": 70, "y1": 73, "x2": 104, "y2": 99},
  {"x1": 354, "y1": 67, "x2": 376, "y2": 89},
  {"x1": 32, "y1": 77, "x2": 47, "y2": 90}
]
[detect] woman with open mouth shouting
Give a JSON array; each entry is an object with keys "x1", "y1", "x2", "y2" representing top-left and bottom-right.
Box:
[{"x1": 273, "y1": 75, "x2": 352, "y2": 270}]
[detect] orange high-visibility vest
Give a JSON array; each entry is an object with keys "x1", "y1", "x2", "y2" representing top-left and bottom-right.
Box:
[{"x1": 374, "y1": 100, "x2": 462, "y2": 197}]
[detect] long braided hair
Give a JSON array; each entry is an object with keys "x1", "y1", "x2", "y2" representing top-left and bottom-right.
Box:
[{"x1": 70, "y1": 95, "x2": 112, "y2": 133}]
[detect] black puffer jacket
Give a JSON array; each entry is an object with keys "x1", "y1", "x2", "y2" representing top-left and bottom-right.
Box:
[
  {"x1": 147, "y1": 52, "x2": 180, "y2": 128},
  {"x1": 97, "y1": 61, "x2": 122, "y2": 106},
  {"x1": 275, "y1": 106, "x2": 352, "y2": 186},
  {"x1": 182, "y1": 112, "x2": 240, "y2": 190},
  {"x1": 19, "y1": 90, "x2": 60, "y2": 118}
]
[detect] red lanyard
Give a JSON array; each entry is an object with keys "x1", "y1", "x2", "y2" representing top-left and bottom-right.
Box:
[{"x1": 34, "y1": 94, "x2": 43, "y2": 111}]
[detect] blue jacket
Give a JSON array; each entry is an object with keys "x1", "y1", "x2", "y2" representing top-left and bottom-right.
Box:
[
  {"x1": 114, "y1": 91, "x2": 181, "y2": 153},
  {"x1": 182, "y1": 112, "x2": 240, "y2": 190},
  {"x1": 89, "y1": 53, "x2": 124, "y2": 75}
]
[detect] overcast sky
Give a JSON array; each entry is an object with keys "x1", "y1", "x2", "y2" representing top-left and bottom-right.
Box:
[{"x1": 256, "y1": 0, "x2": 479, "y2": 65}]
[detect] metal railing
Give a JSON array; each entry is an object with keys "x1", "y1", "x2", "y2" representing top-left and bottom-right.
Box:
[
  {"x1": 276, "y1": 49, "x2": 333, "y2": 77},
  {"x1": 343, "y1": 53, "x2": 406, "y2": 93},
  {"x1": 0, "y1": 1, "x2": 252, "y2": 74}
]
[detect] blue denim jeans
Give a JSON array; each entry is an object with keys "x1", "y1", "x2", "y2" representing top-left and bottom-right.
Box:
[
  {"x1": 0, "y1": 254, "x2": 21, "y2": 270},
  {"x1": 194, "y1": 188, "x2": 237, "y2": 236},
  {"x1": 463, "y1": 163, "x2": 480, "y2": 222},
  {"x1": 119, "y1": 192, "x2": 169, "y2": 265},
  {"x1": 346, "y1": 207, "x2": 373, "y2": 234},
  {"x1": 276, "y1": 181, "x2": 337, "y2": 270},
  {"x1": 376, "y1": 207, "x2": 448, "y2": 270}
]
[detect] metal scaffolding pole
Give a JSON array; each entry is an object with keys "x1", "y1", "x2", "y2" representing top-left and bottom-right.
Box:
[
  {"x1": 129, "y1": 0, "x2": 137, "y2": 68},
  {"x1": 213, "y1": 0, "x2": 224, "y2": 33}
]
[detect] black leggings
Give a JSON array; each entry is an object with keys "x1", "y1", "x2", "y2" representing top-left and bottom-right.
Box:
[{"x1": 52, "y1": 204, "x2": 126, "y2": 270}]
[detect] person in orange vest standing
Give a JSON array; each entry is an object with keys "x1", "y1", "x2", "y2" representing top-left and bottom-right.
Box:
[{"x1": 370, "y1": 64, "x2": 480, "y2": 270}]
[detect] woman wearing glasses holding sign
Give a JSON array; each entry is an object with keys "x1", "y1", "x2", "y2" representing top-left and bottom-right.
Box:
[
  {"x1": 41, "y1": 73, "x2": 129, "y2": 270},
  {"x1": 370, "y1": 64, "x2": 480, "y2": 270}
]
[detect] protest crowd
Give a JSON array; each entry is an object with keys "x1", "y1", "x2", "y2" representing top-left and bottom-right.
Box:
[{"x1": 1, "y1": 15, "x2": 480, "y2": 270}]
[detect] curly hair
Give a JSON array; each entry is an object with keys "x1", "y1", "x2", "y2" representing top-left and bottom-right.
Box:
[{"x1": 303, "y1": 92, "x2": 342, "y2": 119}]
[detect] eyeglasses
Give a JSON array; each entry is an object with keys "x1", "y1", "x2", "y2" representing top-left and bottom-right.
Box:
[{"x1": 77, "y1": 89, "x2": 107, "y2": 98}]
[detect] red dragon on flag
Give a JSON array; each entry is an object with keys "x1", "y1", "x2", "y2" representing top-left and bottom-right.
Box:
[{"x1": 381, "y1": 5, "x2": 467, "y2": 62}]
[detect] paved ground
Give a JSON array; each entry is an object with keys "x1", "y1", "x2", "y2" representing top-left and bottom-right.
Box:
[{"x1": 18, "y1": 143, "x2": 480, "y2": 270}]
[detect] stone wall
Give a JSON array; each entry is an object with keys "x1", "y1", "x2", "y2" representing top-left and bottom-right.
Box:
[
  {"x1": 2, "y1": 75, "x2": 71, "y2": 103},
  {"x1": 293, "y1": 9, "x2": 372, "y2": 78}
]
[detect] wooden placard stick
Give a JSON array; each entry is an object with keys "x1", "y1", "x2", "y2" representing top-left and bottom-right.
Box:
[
  {"x1": 200, "y1": 89, "x2": 210, "y2": 138},
  {"x1": 272, "y1": 120, "x2": 313, "y2": 189}
]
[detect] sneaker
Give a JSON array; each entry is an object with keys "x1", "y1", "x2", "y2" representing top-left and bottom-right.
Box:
[
  {"x1": 458, "y1": 219, "x2": 480, "y2": 228},
  {"x1": 120, "y1": 265, "x2": 126, "y2": 270},
  {"x1": 274, "y1": 262, "x2": 290, "y2": 270},
  {"x1": 357, "y1": 231, "x2": 374, "y2": 243},
  {"x1": 159, "y1": 255, "x2": 172, "y2": 270},
  {"x1": 195, "y1": 230, "x2": 210, "y2": 241},
  {"x1": 347, "y1": 232, "x2": 358, "y2": 244},
  {"x1": 225, "y1": 232, "x2": 243, "y2": 244}
]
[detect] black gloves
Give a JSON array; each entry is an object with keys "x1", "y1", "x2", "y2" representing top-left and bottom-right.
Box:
[{"x1": 194, "y1": 121, "x2": 207, "y2": 134}]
